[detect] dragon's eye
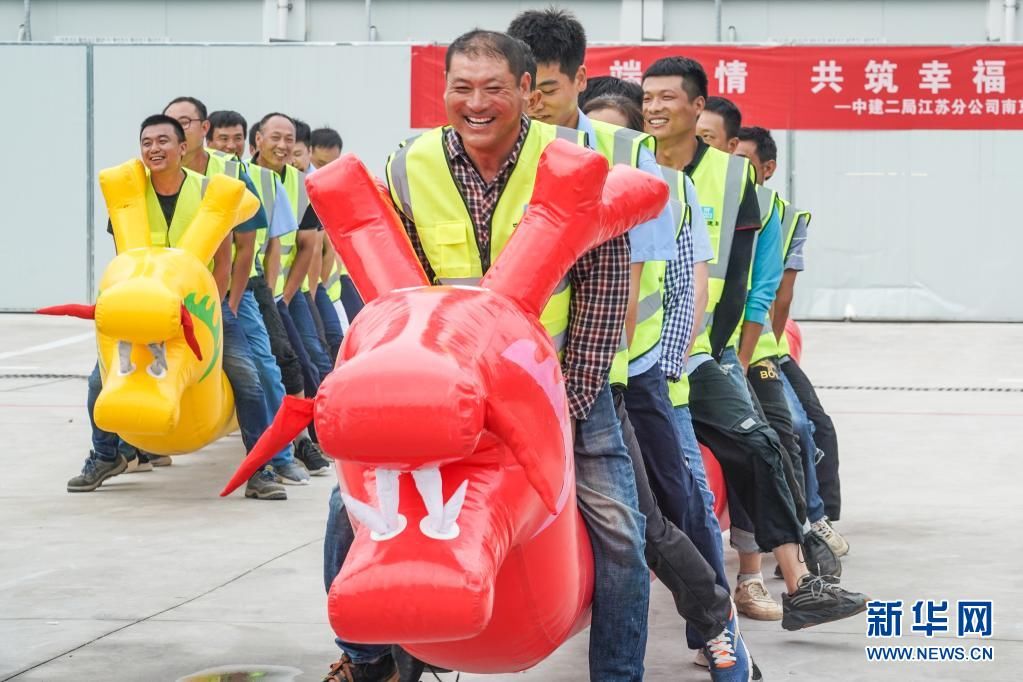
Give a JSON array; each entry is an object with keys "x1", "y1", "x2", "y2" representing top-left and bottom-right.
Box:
[
  {"x1": 146, "y1": 342, "x2": 168, "y2": 379},
  {"x1": 117, "y1": 341, "x2": 135, "y2": 376}
]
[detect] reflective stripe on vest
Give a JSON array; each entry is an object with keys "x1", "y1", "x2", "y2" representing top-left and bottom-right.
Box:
[
  {"x1": 386, "y1": 121, "x2": 584, "y2": 355},
  {"x1": 758, "y1": 200, "x2": 811, "y2": 361},
  {"x1": 144, "y1": 169, "x2": 207, "y2": 250},
  {"x1": 274, "y1": 165, "x2": 311, "y2": 297},
  {"x1": 689, "y1": 151, "x2": 750, "y2": 357},
  {"x1": 245, "y1": 162, "x2": 279, "y2": 278},
  {"x1": 724, "y1": 183, "x2": 781, "y2": 350}
]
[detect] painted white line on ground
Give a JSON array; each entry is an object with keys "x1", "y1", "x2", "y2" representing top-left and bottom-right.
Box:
[
  {"x1": 0, "y1": 332, "x2": 94, "y2": 361},
  {"x1": 0, "y1": 365, "x2": 40, "y2": 371}
]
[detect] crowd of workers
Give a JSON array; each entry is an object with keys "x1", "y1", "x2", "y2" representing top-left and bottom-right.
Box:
[{"x1": 65, "y1": 7, "x2": 865, "y2": 682}]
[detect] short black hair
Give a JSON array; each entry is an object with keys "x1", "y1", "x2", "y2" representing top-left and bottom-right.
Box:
[
  {"x1": 207, "y1": 110, "x2": 248, "y2": 141},
  {"x1": 704, "y1": 96, "x2": 742, "y2": 140},
  {"x1": 310, "y1": 127, "x2": 343, "y2": 150},
  {"x1": 140, "y1": 114, "x2": 185, "y2": 143},
  {"x1": 516, "y1": 38, "x2": 538, "y2": 90},
  {"x1": 580, "y1": 75, "x2": 643, "y2": 109},
  {"x1": 643, "y1": 56, "x2": 708, "y2": 102},
  {"x1": 445, "y1": 29, "x2": 530, "y2": 81},
  {"x1": 163, "y1": 96, "x2": 207, "y2": 121},
  {"x1": 259, "y1": 111, "x2": 295, "y2": 129},
  {"x1": 248, "y1": 121, "x2": 260, "y2": 150},
  {"x1": 293, "y1": 118, "x2": 311, "y2": 146},
  {"x1": 507, "y1": 7, "x2": 586, "y2": 78},
  {"x1": 737, "y1": 126, "x2": 777, "y2": 163},
  {"x1": 582, "y1": 94, "x2": 645, "y2": 133}
]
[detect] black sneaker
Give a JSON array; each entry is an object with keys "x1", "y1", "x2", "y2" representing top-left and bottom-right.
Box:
[
  {"x1": 67, "y1": 451, "x2": 127, "y2": 492},
  {"x1": 245, "y1": 465, "x2": 287, "y2": 500},
  {"x1": 323, "y1": 653, "x2": 398, "y2": 682},
  {"x1": 296, "y1": 438, "x2": 331, "y2": 476},
  {"x1": 782, "y1": 574, "x2": 868, "y2": 631},
  {"x1": 803, "y1": 530, "x2": 842, "y2": 579}
]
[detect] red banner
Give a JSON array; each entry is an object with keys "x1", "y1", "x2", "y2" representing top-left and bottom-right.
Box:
[{"x1": 411, "y1": 44, "x2": 1023, "y2": 130}]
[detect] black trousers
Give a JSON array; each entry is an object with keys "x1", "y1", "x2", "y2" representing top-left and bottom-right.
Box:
[
  {"x1": 746, "y1": 358, "x2": 808, "y2": 524},
  {"x1": 247, "y1": 276, "x2": 304, "y2": 396},
  {"x1": 688, "y1": 359, "x2": 803, "y2": 551},
  {"x1": 613, "y1": 389, "x2": 731, "y2": 643},
  {"x1": 780, "y1": 357, "x2": 842, "y2": 520}
]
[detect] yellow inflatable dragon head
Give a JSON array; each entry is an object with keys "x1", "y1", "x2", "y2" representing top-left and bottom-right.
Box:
[{"x1": 41, "y1": 159, "x2": 258, "y2": 454}]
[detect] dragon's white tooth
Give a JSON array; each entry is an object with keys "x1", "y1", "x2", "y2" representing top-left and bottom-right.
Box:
[
  {"x1": 376, "y1": 468, "x2": 401, "y2": 529},
  {"x1": 117, "y1": 340, "x2": 135, "y2": 375},
  {"x1": 441, "y1": 479, "x2": 469, "y2": 531},
  {"x1": 340, "y1": 492, "x2": 389, "y2": 535},
  {"x1": 412, "y1": 467, "x2": 444, "y2": 524}
]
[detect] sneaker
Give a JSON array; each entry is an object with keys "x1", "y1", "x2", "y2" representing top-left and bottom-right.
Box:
[
  {"x1": 693, "y1": 649, "x2": 710, "y2": 667},
  {"x1": 701, "y1": 604, "x2": 755, "y2": 682},
  {"x1": 803, "y1": 530, "x2": 842, "y2": 579},
  {"x1": 734, "y1": 577, "x2": 782, "y2": 621},
  {"x1": 245, "y1": 465, "x2": 287, "y2": 500},
  {"x1": 323, "y1": 653, "x2": 398, "y2": 682},
  {"x1": 149, "y1": 454, "x2": 172, "y2": 467},
  {"x1": 813, "y1": 518, "x2": 850, "y2": 557},
  {"x1": 67, "y1": 452, "x2": 127, "y2": 492},
  {"x1": 782, "y1": 574, "x2": 869, "y2": 631},
  {"x1": 274, "y1": 460, "x2": 311, "y2": 485},
  {"x1": 295, "y1": 438, "x2": 331, "y2": 476},
  {"x1": 124, "y1": 454, "x2": 153, "y2": 473}
]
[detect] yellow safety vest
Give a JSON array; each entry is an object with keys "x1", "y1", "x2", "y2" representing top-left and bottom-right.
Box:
[
  {"x1": 584, "y1": 119, "x2": 659, "y2": 387},
  {"x1": 752, "y1": 199, "x2": 811, "y2": 362},
  {"x1": 144, "y1": 168, "x2": 208, "y2": 248},
  {"x1": 385, "y1": 120, "x2": 583, "y2": 354},
  {"x1": 724, "y1": 183, "x2": 780, "y2": 350},
  {"x1": 243, "y1": 160, "x2": 280, "y2": 279},
  {"x1": 272, "y1": 164, "x2": 312, "y2": 298},
  {"x1": 688, "y1": 147, "x2": 754, "y2": 358}
]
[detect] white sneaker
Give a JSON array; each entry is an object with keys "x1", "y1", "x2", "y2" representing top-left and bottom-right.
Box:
[
  {"x1": 692, "y1": 649, "x2": 710, "y2": 667},
  {"x1": 812, "y1": 518, "x2": 850, "y2": 558}
]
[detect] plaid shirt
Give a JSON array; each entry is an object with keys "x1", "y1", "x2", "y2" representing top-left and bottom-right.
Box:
[
  {"x1": 399, "y1": 116, "x2": 630, "y2": 419},
  {"x1": 660, "y1": 174, "x2": 698, "y2": 381}
]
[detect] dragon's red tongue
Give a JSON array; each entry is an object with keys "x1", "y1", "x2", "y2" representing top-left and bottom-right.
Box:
[{"x1": 179, "y1": 304, "x2": 202, "y2": 361}]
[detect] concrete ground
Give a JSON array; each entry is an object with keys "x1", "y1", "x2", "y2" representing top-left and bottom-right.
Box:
[{"x1": 1, "y1": 315, "x2": 1020, "y2": 682}]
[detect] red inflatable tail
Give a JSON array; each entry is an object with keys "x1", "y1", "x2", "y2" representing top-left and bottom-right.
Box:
[
  {"x1": 220, "y1": 395, "x2": 316, "y2": 496},
  {"x1": 37, "y1": 304, "x2": 96, "y2": 319}
]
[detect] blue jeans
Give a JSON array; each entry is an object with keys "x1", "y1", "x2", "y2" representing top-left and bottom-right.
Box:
[
  {"x1": 314, "y1": 284, "x2": 344, "y2": 360},
  {"x1": 325, "y1": 485, "x2": 392, "y2": 663},
  {"x1": 235, "y1": 291, "x2": 293, "y2": 465},
  {"x1": 780, "y1": 369, "x2": 826, "y2": 523},
  {"x1": 622, "y1": 365, "x2": 729, "y2": 651},
  {"x1": 222, "y1": 300, "x2": 282, "y2": 459},
  {"x1": 87, "y1": 363, "x2": 124, "y2": 462},
  {"x1": 575, "y1": 384, "x2": 649, "y2": 681},
  {"x1": 276, "y1": 297, "x2": 322, "y2": 397},
  {"x1": 288, "y1": 292, "x2": 334, "y2": 380}
]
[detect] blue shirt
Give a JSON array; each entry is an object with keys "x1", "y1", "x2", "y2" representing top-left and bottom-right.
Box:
[
  {"x1": 745, "y1": 197, "x2": 783, "y2": 326},
  {"x1": 268, "y1": 179, "x2": 298, "y2": 239},
  {"x1": 576, "y1": 110, "x2": 677, "y2": 264}
]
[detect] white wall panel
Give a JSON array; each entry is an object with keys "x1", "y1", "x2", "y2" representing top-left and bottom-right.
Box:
[{"x1": 0, "y1": 45, "x2": 88, "y2": 311}]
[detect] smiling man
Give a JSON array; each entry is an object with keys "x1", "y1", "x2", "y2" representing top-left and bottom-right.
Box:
[
  {"x1": 252, "y1": 112, "x2": 335, "y2": 387},
  {"x1": 67, "y1": 114, "x2": 288, "y2": 501},
  {"x1": 643, "y1": 57, "x2": 869, "y2": 632}
]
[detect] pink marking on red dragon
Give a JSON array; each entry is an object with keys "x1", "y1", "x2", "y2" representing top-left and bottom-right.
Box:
[{"x1": 221, "y1": 140, "x2": 668, "y2": 673}]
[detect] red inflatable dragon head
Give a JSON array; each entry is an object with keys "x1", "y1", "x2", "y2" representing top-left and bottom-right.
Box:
[{"x1": 221, "y1": 139, "x2": 667, "y2": 673}]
